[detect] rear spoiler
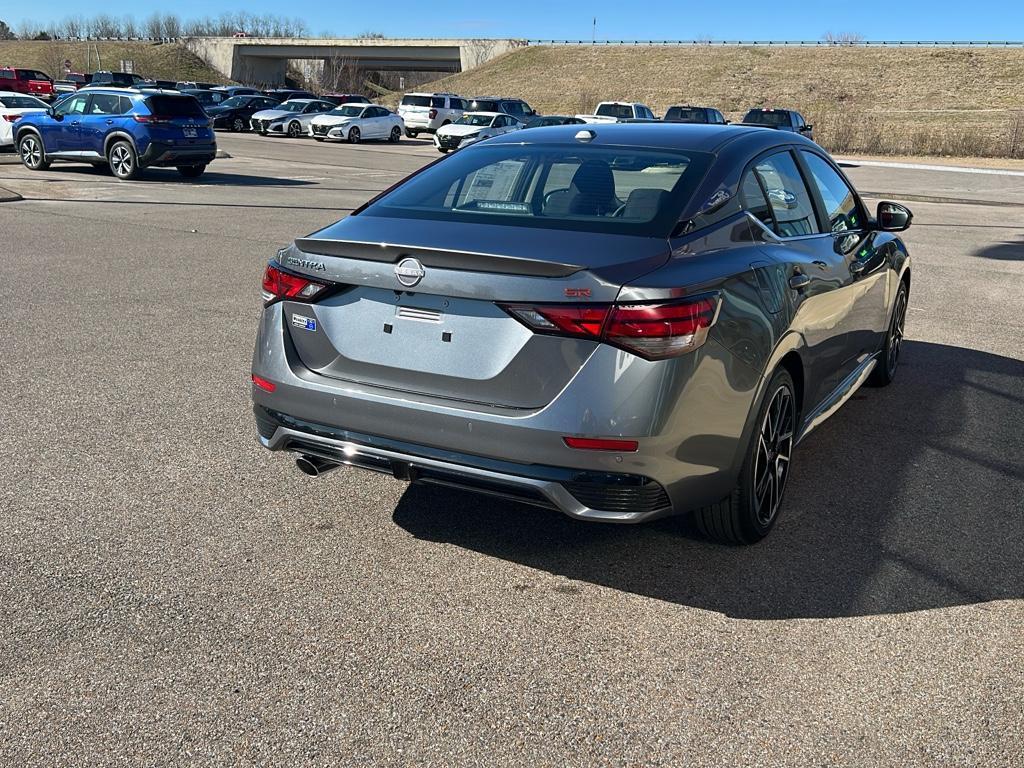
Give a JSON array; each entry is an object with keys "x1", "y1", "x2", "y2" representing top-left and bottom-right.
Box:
[{"x1": 294, "y1": 237, "x2": 583, "y2": 278}]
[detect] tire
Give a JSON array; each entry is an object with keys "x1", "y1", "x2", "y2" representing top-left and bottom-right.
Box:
[
  {"x1": 287, "y1": 120, "x2": 302, "y2": 138},
  {"x1": 177, "y1": 165, "x2": 206, "y2": 179},
  {"x1": 389, "y1": 126, "x2": 401, "y2": 143},
  {"x1": 18, "y1": 133, "x2": 50, "y2": 170},
  {"x1": 108, "y1": 140, "x2": 139, "y2": 180},
  {"x1": 437, "y1": 147, "x2": 449, "y2": 154},
  {"x1": 313, "y1": 137, "x2": 325, "y2": 142},
  {"x1": 694, "y1": 367, "x2": 797, "y2": 544},
  {"x1": 232, "y1": 117, "x2": 245, "y2": 132},
  {"x1": 405, "y1": 129, "x2": 417, "y2": 138},
  {"x1": 348, "y1": 127, "x2": 360, "y2": 144},
  {"x1": 868, "y1": 280, "x2": 909, "y2": 387}
]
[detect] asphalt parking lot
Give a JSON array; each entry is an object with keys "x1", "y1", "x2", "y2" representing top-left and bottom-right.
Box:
[{"x1": 1, "y1": 133, "x2": 1022, "y2": 766}]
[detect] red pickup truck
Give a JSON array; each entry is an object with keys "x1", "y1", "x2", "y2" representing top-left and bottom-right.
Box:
[{"x1": 0, "y1": 68, "x2": 55, "y2": 101}]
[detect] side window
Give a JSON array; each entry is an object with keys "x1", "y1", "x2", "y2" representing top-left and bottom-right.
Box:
[
  {"x1": 800, "y1": 151, "x2": 862, "y2": 233},
  {"x1": 740, "y1": 170, "x2": 774, "y2": 229},
  {"x1": 88, "y1": 94, "x2": 121, "y2": 115},
  {"x1": 793, "y1": 113, "x2": 804, "y2": 128},
  {"x1": 750, "y1": 152, "x2": 820, "y2": 237},
  {"x1": 57, "y1": 95, "x2": 88, "y2": 116},
  {"x1": 119, "y1": 96, "x2": 133, "y2": 114},
  {"x1": 431, "y1": 96, "x2": 445, "y2": 109},
  {"x1": 0, "y1": 70, "x2": 14, "y2": 80}
]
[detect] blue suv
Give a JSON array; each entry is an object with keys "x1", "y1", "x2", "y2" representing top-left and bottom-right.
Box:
[{"x1": 15, "y1": 88, "x2": 216, "y2": 180}]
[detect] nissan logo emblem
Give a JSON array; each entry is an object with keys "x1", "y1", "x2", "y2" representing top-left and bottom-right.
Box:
[{"x1": 395, "y1": 257, "x2": 425, "y2": 288}]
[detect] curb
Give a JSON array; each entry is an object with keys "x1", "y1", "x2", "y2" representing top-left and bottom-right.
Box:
[{"x1": 0, "y1": 186, "x2": 22, "y2": 203}]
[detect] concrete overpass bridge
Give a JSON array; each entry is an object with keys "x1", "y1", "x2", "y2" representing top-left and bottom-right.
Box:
[{"x1": 184, "y1": 37, "x2": 524, "y2": 86}]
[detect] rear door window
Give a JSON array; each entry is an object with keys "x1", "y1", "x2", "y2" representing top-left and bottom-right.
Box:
[
  {"x1": 88, "y1": 93, "x2": 124, "y2": 115},
  {"x1": 750, "y1": 152, "x2": 820, "y2": 237}
]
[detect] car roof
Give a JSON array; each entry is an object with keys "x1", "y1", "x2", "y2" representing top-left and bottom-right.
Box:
[{"x1": 484, "y1": 122, "x2": 807, "y2": 154}]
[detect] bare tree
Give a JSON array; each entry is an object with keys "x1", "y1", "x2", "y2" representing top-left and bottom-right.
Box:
[
  {"x1": 144, "y1": 13, "x2": 162, "y2": 39},
  {"x1": 122, "y1": 15, "x2": 138, "y2": 39},
  {"x1": 162, "y1": 13, "x2": 181, "y2": 39},
  {"x1": 0, "y1": 19, "x2": 16, "y2": 40},
  {"x1": 822, "y1": 32, "x2": 865, "y2": 44}
]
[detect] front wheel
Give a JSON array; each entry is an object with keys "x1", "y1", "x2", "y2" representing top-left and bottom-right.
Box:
[
  {"x1": 108, "y1": 140, "x2": 139, "y2": 180},
  {"x1": 232, "y1": 117, "x2": 245, "y2": 132},
  {"x1": 177, "y1": 165, "x2": 206, "y2": 179},
  {"x1": 287, "y1": 121, "x2": 302, "y2": 138},
  {"x1": 868, "y1": 280, "x2": 908, "y2": 387},
  {"x1": 347, "y1": 127, "x2": 360, "y2": 144},
  {"x1": 437, "y1": 147, "x2": 449, "y2": 153},
  {"x1": 389, "y1": 126, "x2": 401, "y2": 143},
  {"x1": 18, "y1": 134, "x2": 50, "y2": 170},
  {"x1": 693, "y1": 367, "x2": 797, "y2": 544}
]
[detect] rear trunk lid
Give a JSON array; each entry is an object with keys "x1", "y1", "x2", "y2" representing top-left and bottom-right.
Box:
[{"x1": 279, "y1": 215, "x2": 672, "y2": 409}]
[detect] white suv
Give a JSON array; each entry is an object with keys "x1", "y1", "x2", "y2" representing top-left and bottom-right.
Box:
[{"x1": 397, "y1": 92, "x2": 467, "y2": 138}]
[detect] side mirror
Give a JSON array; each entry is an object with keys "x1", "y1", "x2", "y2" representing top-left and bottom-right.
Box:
[{"x1": 876, "y1": 201, "x2": 912, "y2": 232}]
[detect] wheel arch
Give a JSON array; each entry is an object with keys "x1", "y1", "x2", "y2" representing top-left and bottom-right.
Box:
[
  {"x1": 14, "y1": 125, "x2": 43, "y2": 146},
  {"x1": 103, "y1": 131, "x2": 138, "y2": 156}
]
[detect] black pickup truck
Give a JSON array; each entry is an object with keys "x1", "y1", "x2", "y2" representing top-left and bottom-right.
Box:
[{"x1": 740, "y1": 108, "x2": 814, "y2": 141}]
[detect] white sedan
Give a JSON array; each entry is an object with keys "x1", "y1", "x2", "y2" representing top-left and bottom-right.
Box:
[
  {"x1": 249, "y1": 99, "x2": 336, "y2": 138},
  {"x1": 0, "y1": 92, "x2": 49, "y2": 147},
  {"x1": 308, "y1": 104, "x2": 405, "y2": 143},
  {"x1": 433, "y1": 112, "x2": 523, "y2": 153}
]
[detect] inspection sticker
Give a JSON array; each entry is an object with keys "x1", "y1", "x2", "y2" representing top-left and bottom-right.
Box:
[{"x1": 292, "y1": 314, "x2": 317, "y2": 331}]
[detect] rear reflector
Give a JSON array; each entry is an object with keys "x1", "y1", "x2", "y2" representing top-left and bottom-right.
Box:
[
  {"x1": 251, "y1": 374, "x2": 276, "y2": 392},
  {"x1": 261, "y1": 262, "x2": 332, "y2": 306},
  {"x1": 563, "y1": 437, "x2": 639, "y2": 452},
  {"x1": 502, "y1": 294, "x2": 720, "y2": 360}
]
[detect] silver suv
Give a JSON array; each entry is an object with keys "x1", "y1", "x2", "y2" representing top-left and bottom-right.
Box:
[{"x1": 397, "y1": 92, "x2": 466, "y2": 137}]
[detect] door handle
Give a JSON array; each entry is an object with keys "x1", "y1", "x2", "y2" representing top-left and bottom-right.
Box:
[
  {"x1": 850, "y1": 260, "x2": 866, "y2": 277},
  {"x1": 106, "y1": 119, "x2": 113, "y2": 125},
  {"x1": 789, "y1": 272, "x2": 811, "y2": 290},
  {"x1": 70, "y1": 120, "x2": 79, "y2": 126},
  {"x1": 812, "y1": 260, "x2": 828, "y2": 269}
]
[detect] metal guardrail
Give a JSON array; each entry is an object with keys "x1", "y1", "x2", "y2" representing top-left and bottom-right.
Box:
[{"x1": 527, "y1": 39, "x2": 1024, "y2": 47}]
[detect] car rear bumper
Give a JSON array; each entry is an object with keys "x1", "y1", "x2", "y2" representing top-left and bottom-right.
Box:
[
  {"x1": 138, "y1": 141, "x2": 217, "y2": 167},
  {"x1": 255, "y1": 405, "x2": 673, "y2": 522},
  {"x1": 400, "y1": 115, "x2": 439, "y2": 131},
  {"x1": 251, "y1": 302, "x2": 758, "y2": 520}
]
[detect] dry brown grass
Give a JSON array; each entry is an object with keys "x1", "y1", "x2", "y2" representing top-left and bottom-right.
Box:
[
  {"x1": 0, "y1": 40, "x2": 230, "y2": 84},
  {"x1": 424, "y1": 45, "x2": 1024, "y2": 158}
]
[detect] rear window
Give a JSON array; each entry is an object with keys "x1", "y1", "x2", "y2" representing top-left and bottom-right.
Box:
[
  {"x1": 0, "y1": 95, "x2": 48, "y2": 108},
  {"x1": 596, "y1": 104, "x2": 635, "y2": 119},
  {"x1": 363, "y1": 144, "x2": 712, "y2": 237},
  {"x1": 470, "y1": 100, "x2": 501, "y2": 112},
  {"x1": 144, "y1": 95, "x2": 205, "y2": 117},
  {"x1": 665, "y1": 107, "x2": 706, "y2": 122},
  {"x1": 744, "y1": 110, "x2": 789, "y2": 126},
  {"x1": 401, "y1": 95, "x2": 432, "y2": 107}
]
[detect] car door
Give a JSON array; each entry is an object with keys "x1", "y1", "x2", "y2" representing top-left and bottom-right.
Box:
[
  {"x1": 79, "y1": 93, "x2": 125, "y2": 157},
  {"x1": 797, "y1": 149, "x2": 889, "y2": 366},
  {"x1": 743, "y1": 149, "x2": 865, "y2": 408},
  {"x1": 48, "y1": 93, "x2": 89, "y2": 153},
  {"x1": 365, "y1": 107, "x2": 386, "y2": 138}
]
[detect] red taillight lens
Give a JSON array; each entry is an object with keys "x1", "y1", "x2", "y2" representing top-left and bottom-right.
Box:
[
  {"x1": 261, "y1": 263, "x2": 331, "y2": 305},
  {"x1": 133, "y1": 114, "x2": 170, "y2": 124},
  {"x1": 251, "y1": 374, "x2": 276, "y2": 392},
  {"x1": 605, "y1": 297, "x2": 719, "y2": 359},
  {"x1": 428, "y1": 108, "x2": 438, "y2": 119},
  {"x1": 501, "y1": 295, "x2": 719, "y2": 360},
  {"x1": 563, "y1": 437, "x2": 639, "y2": 452},
  {"x1": 2, "y1": 114, "x2": 21, "y2": 122}
]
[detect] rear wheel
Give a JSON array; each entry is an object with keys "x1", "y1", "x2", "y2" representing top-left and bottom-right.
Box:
[
  {"x1": 18, "y1": 133, "x2": 49, "y2": 170},
  {"x1": 389, "y1": 126, "x2": 401, "y2": 143},
  {"x1": 177, "y1": 165, "x2": 206, "y2": 179},
  {"x1": 108, "y1": 140, "x2": 139, "y2": 180},
  {"x1": 405, "y1": 129, "x2": 417, "y2": 138},
  {"x1": 868, "y1": 280, "x2": 908, "y2": 387},
  {"x1": 694, "y1": 367, "x2": 796, "y2": 544},
  {"x1": 287, "y1": 120, "x2": 302, "y2": 138},
  {"x1": 437, "y1": 147, "x2": 449, "y2": 154},
  {"x1": 348, "y1": 127, "x2": 361, "y2": 144},
  {"x1": 231, "y1": 117, "x2": 245, "y2": 132}
]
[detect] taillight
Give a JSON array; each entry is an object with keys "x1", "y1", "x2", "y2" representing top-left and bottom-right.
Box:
[
  {"x1": 261, "y1": 263, "x2": 332, "y2": 306},
  {"x1": 428, "y1": 108, "x2": 438, "y2": 119},
  {"x1": 133, "y1": 114, "x2": 170, "y2": 124},
  {"x1": 251, "y1": 374, "x2": 276, "y2": 392},
  {"x1": 2, "y1": 114, "x2": 21, "y2": 122},
  {"x1": 501, "y1": 294, "x2": 719, "y2": 360}
]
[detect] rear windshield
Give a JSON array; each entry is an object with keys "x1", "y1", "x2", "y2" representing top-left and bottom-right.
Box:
[
  {"x1": 0, "y1": 95, "x2": 48, "y2": 108},
  {"x1": 470, "y1": 100, "x2": 501, "y2": 112},
  {"x1": 401, "y1": 95, "x2": 431, "y2": 107},
  {"x1": 595, "y1": 103, "x2": 635, "y2": 119},
  {"x1": 363, "y1": 144, "x2": 712, "y2": 236},
  {"x1": 744, "y1": 110, "x2": 789, "y2": 126},
  {"x1": 145, "y1": 95, "x2": 205, "y2": 117},
  {"x1": 665, "y1": 107, "x2": 706, "y2": 122}
]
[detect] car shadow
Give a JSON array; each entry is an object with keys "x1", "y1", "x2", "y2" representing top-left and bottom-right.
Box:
[
  {"x1": 973, "y1": 236, "x2": 1024, "y2": 261},
  {"x1": 392, "y1": 341, "x2": 1024, "y2": 619}
]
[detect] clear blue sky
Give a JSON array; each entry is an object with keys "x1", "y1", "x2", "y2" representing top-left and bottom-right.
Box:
[{"x1": 7, "y1": 1, "x2": 1023, "y2": 40}]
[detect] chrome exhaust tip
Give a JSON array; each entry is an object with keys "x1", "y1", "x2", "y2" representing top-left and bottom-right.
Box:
[{"x1": 295, "y1": 454, "x2": 340, "y2": 477}]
